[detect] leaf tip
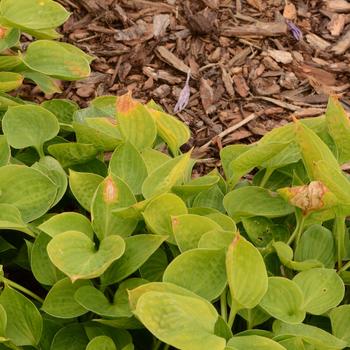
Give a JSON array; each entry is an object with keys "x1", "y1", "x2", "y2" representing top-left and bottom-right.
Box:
[
  {"x1": 103, "y1": 176, "x2": 119, "y2": 204},
  {"x1": 116, "y1": 92, "x2": 138, "y2": 114}
]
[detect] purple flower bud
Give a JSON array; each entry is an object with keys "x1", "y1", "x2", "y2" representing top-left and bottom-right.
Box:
[
  {"x1": 286, "y1": 20, "x2": 303, "y2": 41},
  {"x1": 174, "y1": 69, "x2": 191, "y2": 113}
]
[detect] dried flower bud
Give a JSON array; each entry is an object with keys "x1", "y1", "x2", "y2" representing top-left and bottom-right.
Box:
[
  {"x1": 286, "y1": 20, "x2": 303, "y2": 41},
  {"x1": 174, "y1": 69, "x2": 191, "y2": 113}
]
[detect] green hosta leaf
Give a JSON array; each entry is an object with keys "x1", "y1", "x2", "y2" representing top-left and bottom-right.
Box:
[
  {"x1": 259, "y1": 277, "x2": 305, "y2": 324},
  {"x1": 330, "y1": 305, "x2": 350, "y2": 345},
  {"x1": 273, "y1": 320, "x2": 347, "y2": 349},
  {"x1": 86, "y1": 336, "x2": 116, "y2": 350},
  {"x1": 42, "y1": 278, "x2": 90, "y2": 318},
  {"x1": 198, "y1": 230, "x2": 235, "y2": 250},
  {"x1": 172, "y1": 214, "x2": 221, "y2": 252},
  {"x1": 294, "y1": 225, "x2": 335, "y2": 268},
  {"x1": 47, "y1": 231, "x2": 125, "y2": 282},
  {"x1": 226, "y1": 234, "x2": 268, "y2": 309},
  {"x1": 220, "y1": 144, "x2": 250, "y2": 180},
  {"x1": 163, "y1": 248, "x2": 226, "y2": 300},
  {"x1": 0, "y1": 136, "x2": 10, "y2": 166},
  {"x1": 139, "y1": 248, "x2": 168, "y2": 281},
  {"x1": 193, "y1": 184, "x2": 225, "y2": 212},
  {"x1": 91, "y1": 95, "x2": 117, "y2": 115},
  {"x1": 142, "y1": 151, "x2": 192, "y2": 199},
  {"x1": 143, "y1": 193, "x2": 188, "y2": 244},
  {"x1": 51, "y1": 324, "x2": 89, "y2": 350},
  {"x1": 229, "y1": 142, "x2": 289, "y2": 186},
  {"x1": 42, "y1": 99, "x2": 78, "y2": 127},
  {"x1": 134, "y1": 291, "x2": 226, "y2": 350},
  {"x1": 173, "y1": 175, "x2": 220, "y2": 196},
  {"x1": 205, "y1": 212, "x2": 236, "y2": 231},
  {"x1": 293, "y1": 268, "x2": 345, "y2": 315},
  {"x1": 91, "y1": 174, "x2": 137, "y2": 240},
  {"x1": 69, "y1": 170, "x2": 103, "y2": 212},
  {"x1": 325, "y1": 96, "x2": 350, "y2": 164},
  {"x1": 23, "y1": 71, "x2": 61, "y2": 94},
  {"x1": 227, "y1": 335, "x2": 286, "y2": 350},
  {"x1": 2, "y1": 105, "x2": 59, "y2": 154},
  {"x1": 141, "y1": 148, "x2": 171, "y2": 173},
  {"x1": 48, "y1": 143, "x2": 99, "y2": 168},
  {"x1": 116, "y1": 93, "x2": 157, "y2": 150},
  {"x1": 224, "y1": 186, "x2": 293, "y2": 222},
  {"x1": 238, "y1": 307, "x2": 270, "y2": 329},
  {"x1": 23, "y1": 41, "x2": 90, "y2": 80},
  {"x1": 0, "y1": 27, "x2": 20, "y2": 52},
  {"x1": 277, "y1": 337, "x2": 310, "y2": 350},
  {"x1": 0, "y1": 165, "x2": 57, "y2": 222},
  {"x1": 0, "y1": 203, "x2": 30, "y2": 234},
  {"x1": 273, "y1": 241, "x2": 323, "y2": 271},
  {"x1": 0, "y1": 0, "x2": 70, "y2": 30},
  {"x1": 0, "y1": 72, "x2": 23, "y2": 92},
  {"x1": 101, "y1": 234, "x2": 166, "y2": 286},
  {"x1": 0, "y1": 55, "x2": 22, "y2": 70},
  {"x1": 147, "y1": 108, "x2": 190, "y2": 155},
  {"x1": 0, "y1": 284, "x2": 42, "y2": 346},
  {"x1": 32, "y1": 156, "x2": 67, "y2": 207},
  {"x1": 75, "y1": 278, "x2": 146, "y2": 318},
  {"x1": 38, "y1": 212, "x2": 93, "y2": 239},
  {"x1": 109, "y1": 142, "x2": 147, "y2": 194}
]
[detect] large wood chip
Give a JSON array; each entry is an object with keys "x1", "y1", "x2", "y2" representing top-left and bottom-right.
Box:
[
  {"x1": 283, "y1": 3, "x2": 297, "y2": 20},
  {"x1": 247, "y1": 0, "x2": 263, "y2": 11},
  {"x1": 153, "y1": 14, "x2": 170, "y2": 38},
  {"x1": 332, "y1": 27, "x2": 350, "y2": 55},
  {"x1": 200, "y1": 78, "x2": 216, "y2": 115},
  {"x1": 326, "y1": 0, "x2": 350, "y2": 13},
  {"x1": 222, "y1": 21, "x2": 287, "y2": 37},
  {"x1": 200, "y1": 0, "x2": 219, "y2": 9},
  {"x1": 156, "y1": 46, "x2": 190, "y2": 74},
  {"x1": 121, "y1": 0, "x2": 174, "y2": 12},
  {"x1": 267, "y1": 49, "x2": 293, "y2": 64},
  {"x1": 305, "y1": 33, "x2": 331, "y2": 50},
  {"x1": 114, "y1": 20, "x2": 153, "y2": 41},
  {"x1": 233, "y1": 75, "x2": 250, "y2": 97},
  {"x1": 187, "y1": 8, "x2": 217, "y2": 34},
  {"x1": 221, "y1": 67, "x2": 235, "y2": 98},
  {"x1": 327, "y1": 14, "x2": 346, "y2": 36},
  {"x1": 143, "y1": 66, "x2": 182, "y2": 84}
]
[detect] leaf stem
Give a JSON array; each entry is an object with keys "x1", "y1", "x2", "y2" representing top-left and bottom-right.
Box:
[
  {"x1": 259, "y1": 168, "x2": 274, "y2": 188},
  {"x1": 220, "y1": 288, "x2": 227, "y2": 323},
  {"x1": 163, "y1": 345, "x2": 169, "y2": 350},
  {"x1": 287, "y1": 210, "x2": 305, "y2": 246},
  {"x1": 228, "y1": 299, "x2": 239, "y2": 329},
  {"x1": 2, "y1": 277, "x2": 44, "y2": 304},
  {"x1": 338, "y1": 260, "x2": 350, "y2": 274},
  {"x1": 152, "y1": 339, "x2": 162, "y2": 350},
  {"x1": 334, "y1": 214, "x2": 346, "y2": 270}
]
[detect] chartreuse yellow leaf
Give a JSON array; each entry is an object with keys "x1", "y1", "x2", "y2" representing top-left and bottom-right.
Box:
[
  {"x1": 134, "y1": 291, "x2": 226, "y2": 350},
  {"x1": 226, "y1": 233, "x2": 268, "y2": 309},
  {"x1": 0, "y1": 135, "x2": 10, "y2": 166},
  {"x1": 0, "y1": 72, "x2": 23, "y2": 92},
  {"x1": 163, "y1": 248, "x2": 226, "y2": 301},
  {"x1": 147, "y1": 107, "x2": 190, "y2": 155},
  {"x1": 330, "y1": 305, "x2": 350, "y2": 345},
  {"x1": 227, "y1": 335, "x2": 286, "y2": 350},
  {"x1": 86, "y1": 336, "x2": 116, "y2": 350},
  {"x1": 142, "y1": 151, "x2": 192, "y2": 199},
  {"x1": 325, "y1": 96, "x2": 350, "y2": 164},
  {"x1": 116, "y1": 93, "x2": 157, "y2": 150},
  {"x1": 47, "y1": 230, "x2": 125, "y2": 282},
  {"x1": 0, "y1": 0, "x2": 70, "y2": 30},
  {"x1": 143, "y1": 193, "x2": 188, "y2": 244},
  {"x1": 0, "y1": 27, "x2": 20, "y2": 52}
]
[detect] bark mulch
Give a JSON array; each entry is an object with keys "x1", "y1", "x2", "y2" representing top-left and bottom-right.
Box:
[{"x1": 22, "y1": 0, "x2": 350, "y2": 170}]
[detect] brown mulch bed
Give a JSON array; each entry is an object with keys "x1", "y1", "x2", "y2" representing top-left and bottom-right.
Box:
[{"x1": 22, "y1": 0, "x2": 350, "y2": 169}]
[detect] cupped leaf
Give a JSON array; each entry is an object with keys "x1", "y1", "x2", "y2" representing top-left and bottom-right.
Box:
[
  {"x1": 109, "y1": 142, "x2": 147, "y2": 194},
  {"x1": 116, "y1": 93, "x2": 157, "y2": 150},
  {"x1": 0, "y1": 165, "x2": 57, "y2": 222},
  {"x1": 330, "y1": 305, "x2": 350, "y2": 345},
  {"x1": 293, "y1": 268, "x2": 345, "y2": 315},
  {"x1": 273, "y1": 320, "x2": 347, "y2": 349},
  {"x1": 2, "y1": 105, "x2": 59, "y2": 154},
  {"x1": 143, "y1": 192, "x2": 188, "y2": 244},
  {"x1": 42, "y1": 278, "x2": 90, "y2": 318},
  {"x1": 193, "y1": 184, "x2": 225, "y2": 212},
  {"x1": 42, "y1": 98, "x2": 78, "y2": 127},
  {"x1": 173, "y1": 175, "x2": 220, "y2": 197},
  {"x1": 0, "y1": 0, "x2": 70, "y2": 30},
  {"x1": 205, "y1": 212, "x2": 236, "y2": 231},
  {"x1": 227, "y1": 335, "x2": 286, "y2": 350},
  {"x1": 294, "y1": 225, "x2": 335, "y2": 268},
  {"x1": 226, "y1": 234, "x2": 268, "y2": 309},
  {"x1": 38, "y1": 212, "x2": 93, "y2": 239},
  {"x1": 198, "y1": 230, "x2": 236, "y2": 250},
  {"x1": 101, "y1": 234, "x2": 166, "y2": 286},
  {"x1": 163, "y1": 248, "x2": 227, "y2": 300},
  {"x1": 142, "y1": 151, "x2": 192, "y2": 199},
  {"x1": 50, "y1": 324, "x2": 89, "y2": 350},
  {"x1": 134, "y1": 291, "x2": 226, "y2": 350},
  {"x1": 139, "y1": 248, "x2": 168, "y2": 282},
  {"x1": 23, "y1": 71, "x2": 61, "y2": 94},
  {"x1": 0, "y1": 203, "x2": 30, "y2": 234},
  {"x1": 47, "y1": 231, "x2": 125, "y2": 282},
  {"x1": 86, "y1": 336, "x2": 116, "y2": 350},
  {"x1": 147, "y1": 108, "x2": 190, "y2": 155},
  {"x1": 91, "y1": 174, "x2": 137, "y2": 240},
  {"x1": 23, "y1": 40, "x2": 90, "y2": 80},
  {"x1": 224, "y1": 186, "x2": 293, "y2": 221},
  {"x1": 0, "y1": 284, "x2": 42, "y2": 346},
  {"x1": 172, "y1": 214, "x2": 221, "y2": 252},
  {"x1": 69, "y1": 170, "x2": 103, "y2": 212},
  {"x1": 0, "y1": 72, "x2": 23, "y2": 92},
  {"x1": 141, "y1": 148, "x2": 171, "y2": 173},
  {"x1": 259, "y1": 277, "x2": 305, "y2": 324}
]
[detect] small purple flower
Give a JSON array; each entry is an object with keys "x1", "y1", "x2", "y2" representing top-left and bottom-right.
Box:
[
  {"x1": 174, "y1": 69, "x2": 191, "y2": 113},
  {"x1": 286, "y1": 20, "x2": 303, "y2": 41}
]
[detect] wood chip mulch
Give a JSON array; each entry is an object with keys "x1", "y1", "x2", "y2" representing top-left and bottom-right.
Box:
[{"x1": 21, "y1": 0, "x2": 350, "y2": 170}]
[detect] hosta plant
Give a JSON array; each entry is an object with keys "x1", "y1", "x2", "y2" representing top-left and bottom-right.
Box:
[
  {"x1": 0, "y1": 0, "x2": 91, "y2": 105},
  {"x1": 0, "y1": 94, "x2": 349, "y2": 350}
]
